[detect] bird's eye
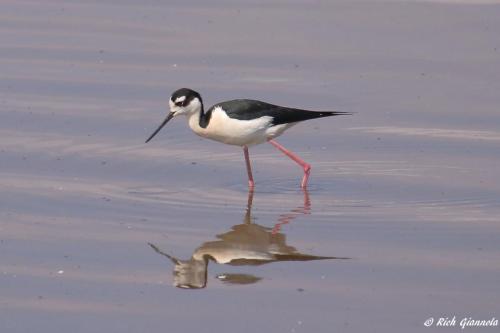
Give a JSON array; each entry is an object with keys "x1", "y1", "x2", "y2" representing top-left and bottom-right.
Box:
[{"x1": 174, "y1": 99, "x2": 189, "y2": 107}]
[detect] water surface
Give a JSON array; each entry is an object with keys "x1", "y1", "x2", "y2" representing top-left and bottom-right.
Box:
[{"x1": 1, "y1": 1, "x2": 499, "y2": 332}]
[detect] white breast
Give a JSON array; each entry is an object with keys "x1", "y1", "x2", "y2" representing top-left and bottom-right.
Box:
[{"x1": 187, "y1": 106, "x2": 288, "y2": 146}]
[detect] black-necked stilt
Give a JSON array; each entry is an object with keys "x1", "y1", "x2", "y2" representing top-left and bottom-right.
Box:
[{"x1": 146, "y1": 88, "x2": 350, "y2": 188}]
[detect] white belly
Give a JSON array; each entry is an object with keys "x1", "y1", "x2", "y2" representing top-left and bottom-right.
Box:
[{"x1": 187, "y1": 107, "x2": 293, "y2": 146}]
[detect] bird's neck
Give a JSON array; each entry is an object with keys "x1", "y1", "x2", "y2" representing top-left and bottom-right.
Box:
[
  {"x1": 197, "y1": 103, "x2": 211, "y2": 129},
  {"x1": 187, "y1": 103, "x2": 212, "y2": 133}
]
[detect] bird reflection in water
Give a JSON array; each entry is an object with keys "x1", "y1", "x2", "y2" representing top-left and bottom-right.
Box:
[{"x1": 148, "y1": 189, "x2": 348, "y2": 289}]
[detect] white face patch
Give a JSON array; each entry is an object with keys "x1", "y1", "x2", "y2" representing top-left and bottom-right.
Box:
[
  {"x1": 187, "y1": 97, "x2": 202, "y2": 114},
  {"x1": 169, "y1": 97, "x2": 202, "y2": 116},
  {"x1": 174, "y1": 96, "x2": 186, "y2": 104},
  {"x1": 169, "y1": 99, "x2": 176, "y2": 110}
]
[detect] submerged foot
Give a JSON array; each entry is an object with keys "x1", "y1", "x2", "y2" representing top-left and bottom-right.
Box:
[{"x1": 301, "y1": 164, "x2": 311, "y2": 188}]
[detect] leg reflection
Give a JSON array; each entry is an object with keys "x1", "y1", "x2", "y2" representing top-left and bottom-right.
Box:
[{"x1": 272, "y1": 188, "x2": 311, "y2": 234}]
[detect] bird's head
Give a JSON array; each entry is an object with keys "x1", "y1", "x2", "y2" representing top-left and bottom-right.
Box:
[
  {"x1": 169, "y1": 88, "x2": 203, "y2": 116},
  {"x1": 145, "y1": 88, "x2": 203, "y2": 143}
]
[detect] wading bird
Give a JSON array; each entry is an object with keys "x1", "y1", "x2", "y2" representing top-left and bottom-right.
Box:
[{"x1": 146, "y1": 88, "x2": 350, "y2": 188}]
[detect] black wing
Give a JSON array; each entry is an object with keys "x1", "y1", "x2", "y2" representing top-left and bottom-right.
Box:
[{"x1": 211, "y1": 99, "x2": 350, "y2": 126}]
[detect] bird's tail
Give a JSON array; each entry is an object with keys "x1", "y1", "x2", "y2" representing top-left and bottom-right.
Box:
[
  {"x1": 271, "y1": 108, "x2": 353, "y2": 125},
  {"x1": 320, "y1": 111, "x2": 353, "y2": 116}
]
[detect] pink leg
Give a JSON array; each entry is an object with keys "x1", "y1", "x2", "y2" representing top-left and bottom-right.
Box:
[
  {"x1": 268, "y1": 139, "x2": 311, "y2": 188},
  {"x1": 243, "y1": 146, "x2": 255, "y2": 188}
]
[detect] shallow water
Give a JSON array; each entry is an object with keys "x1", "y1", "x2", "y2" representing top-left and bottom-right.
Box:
[{"x1": 1, "y1": 1, "x2": 500, "y2": 332}]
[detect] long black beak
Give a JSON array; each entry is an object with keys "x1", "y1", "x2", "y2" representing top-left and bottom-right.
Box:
[{"x1": 145, "y1": 112, "x2": 175, "y2": 143}]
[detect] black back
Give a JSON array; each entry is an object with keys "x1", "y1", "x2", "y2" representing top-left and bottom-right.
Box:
[{"x1": 208, "y1": 99, "x2": 350, "y2": 125}]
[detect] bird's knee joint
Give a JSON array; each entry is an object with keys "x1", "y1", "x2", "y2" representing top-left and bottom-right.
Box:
[{"x1": 304, "y1": 164, "x2": 311, "y2": 173}]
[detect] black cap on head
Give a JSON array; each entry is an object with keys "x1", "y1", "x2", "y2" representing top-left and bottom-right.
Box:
[{"x1": 171, "y1": 88, "x2": 202, "y2": 107}]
